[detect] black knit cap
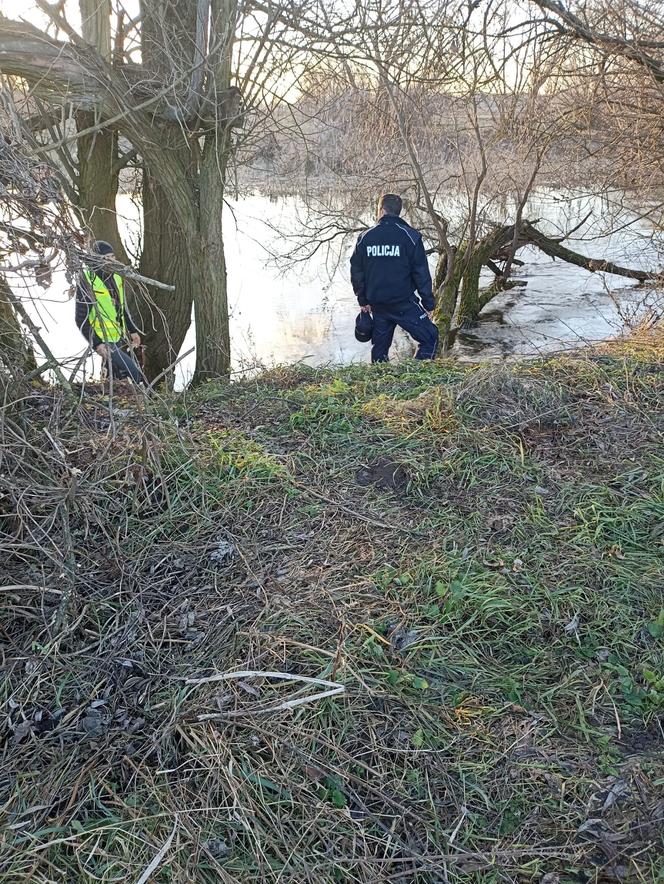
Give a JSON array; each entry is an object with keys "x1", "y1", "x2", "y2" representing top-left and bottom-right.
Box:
[
  {"x1": 354, "y1": 310, "x2": 373, "y2": 343},
  {"x1": 91, "y1": 240, "x2": 115, "y2": 255}
]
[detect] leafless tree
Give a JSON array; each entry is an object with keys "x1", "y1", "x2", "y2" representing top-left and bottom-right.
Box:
[
  {"x1": 1, "y1": 0, "x2": 662, "y2": 378},
  {"x1": 0, "y1": 0, "x2": 313, "y2": 383},
  {"x1": 251, "y1": 0, "x2": 663, "y2": 347}
]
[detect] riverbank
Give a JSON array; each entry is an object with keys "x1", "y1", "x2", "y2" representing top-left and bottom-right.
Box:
[
  {"x1": 21, "y1": 190, "x2": 664, "y2": 388},
  {"x1": 1, "y1": 334, "x2": 663, "y2": 881}
]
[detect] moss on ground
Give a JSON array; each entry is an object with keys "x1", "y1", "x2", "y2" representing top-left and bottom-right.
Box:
[{"x1": 1, "y1": 338, "x2": 663, "y2": 882}]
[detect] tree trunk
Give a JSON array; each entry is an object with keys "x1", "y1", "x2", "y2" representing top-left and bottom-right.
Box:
[
  {"x1": 457, "y1": 250, "x2": 484, "y2": 327},
  {"x1": 0, "y1": 276, "x2": 36, "y2": 377},
  {"x1": 433, "y1": 246, "x2": 464, "y2": 351},
  {"x1": 137, "y1": 149, "x2": 195, "y2": 382},
  {"x1": 79, "y1": 0, "x2": 111, "y2": 61},
  {"x1": 455, "y1": 225, "x2": 517, "y2": 325},
  {"x1": 192, "y1": 128, "x2": 232, "y2": 384},
  {"x1": 134, "y1": 0, "x2": 203, "y2": 383},
  {"x1": 75, "y1": 113, "x2": 128, "y2": 262},
  {"x1": 522, "y1": 221, "x2": 660, "y2": 281},
  {"x1": 75, "y1": 0, "x2": 128, "y2": 259},
  {"x1": 190, "y1": 0, "x2": 236, "y2": 384}
]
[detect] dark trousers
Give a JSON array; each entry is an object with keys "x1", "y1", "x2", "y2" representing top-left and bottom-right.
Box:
[
  {"x1": 371, "y1": 302, "x2": 439, "y2": 363},
  {"x1": 107, "y1": 344, "x2": 143, "y2": 383}
]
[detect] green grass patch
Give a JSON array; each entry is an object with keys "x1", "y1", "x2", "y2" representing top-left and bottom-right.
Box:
[{"x1": 1, "y1": 346, "x2": 663, "y2": 881}]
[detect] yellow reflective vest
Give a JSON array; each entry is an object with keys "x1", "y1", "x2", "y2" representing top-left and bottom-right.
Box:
[{"x1": 84, "y1": 270, "x2": 127, "y2": 343}]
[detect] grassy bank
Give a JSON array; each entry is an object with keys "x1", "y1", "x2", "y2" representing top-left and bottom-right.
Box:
[{"x1": 1, "y1": 337, "x2": 663, "y2": 882}]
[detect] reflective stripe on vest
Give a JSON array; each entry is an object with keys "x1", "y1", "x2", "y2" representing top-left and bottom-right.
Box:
[{"x1": 84, "y1": 270, "x2": 126, "y2": 343}]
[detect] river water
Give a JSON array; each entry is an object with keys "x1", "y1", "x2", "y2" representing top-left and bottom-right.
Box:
[{"x1": 21, "y1": 190, "x2": 663, "y2": 387}]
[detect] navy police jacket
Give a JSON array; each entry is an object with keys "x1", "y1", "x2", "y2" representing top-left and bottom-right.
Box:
[{"x1": 350, "y1": 215, "x2": 434, "y2": 312}]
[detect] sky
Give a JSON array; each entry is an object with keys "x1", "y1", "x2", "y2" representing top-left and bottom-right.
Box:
[
  {"x1": 1, "y1": 1, "x2": 140, "y2": 30},
  {"x1": 2, "y1": 1, "x2": 60, "y2": 24}
]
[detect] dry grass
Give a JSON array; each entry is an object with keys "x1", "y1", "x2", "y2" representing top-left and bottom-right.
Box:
[{"x1": 1, "y1": 344, "x2": 663, "y2": 882}]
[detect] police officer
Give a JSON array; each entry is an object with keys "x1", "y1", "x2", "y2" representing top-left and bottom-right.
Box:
[
  {"x1": 350, "y1": 194, "x2": 438, "y2": 363},
  {"x1": 75, "y1": 240, "x2": 144, "y2": 383}
]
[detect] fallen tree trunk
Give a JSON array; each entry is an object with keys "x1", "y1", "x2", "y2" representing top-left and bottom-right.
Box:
[
  {"x1": 433, "y1": 217, "x2": 662, "y2": 346},
  {"x1": 521, "y1": 221, "x2": 662, "y2": 282}
]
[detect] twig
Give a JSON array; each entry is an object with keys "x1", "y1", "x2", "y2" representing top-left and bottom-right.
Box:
[
  {"x1": 135, "y1": 816, "x2": 178, "y2": 884},
  {"x1": 22, "y1": 359, "x2": 60, "y2": 382},
  {"x1": 296, "y1": 484, "x2": 422, "y2": 535},
  {"x1": 147, "y1": 347, "x2": 195, "y2": 390},
  {"x1": 195, "y1": 685, "x2": 345, "y2": 718},
  {"x1": 185, "y1": 669, "x2": 344, "y2": 690},
  {"x1": 1, "y1": 285, "x2": 72, "y2": 392},
  {"x1": 185, "y1": 669, "x2": 346, "y2": 717},
  {"x1": 77, "y1": 254, "x2": 176, "y2": 293}
]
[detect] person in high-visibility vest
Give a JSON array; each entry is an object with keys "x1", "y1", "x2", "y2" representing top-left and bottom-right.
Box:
[{"x1": 75, "y1": 240, "x2": 143, "y2": 382}]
